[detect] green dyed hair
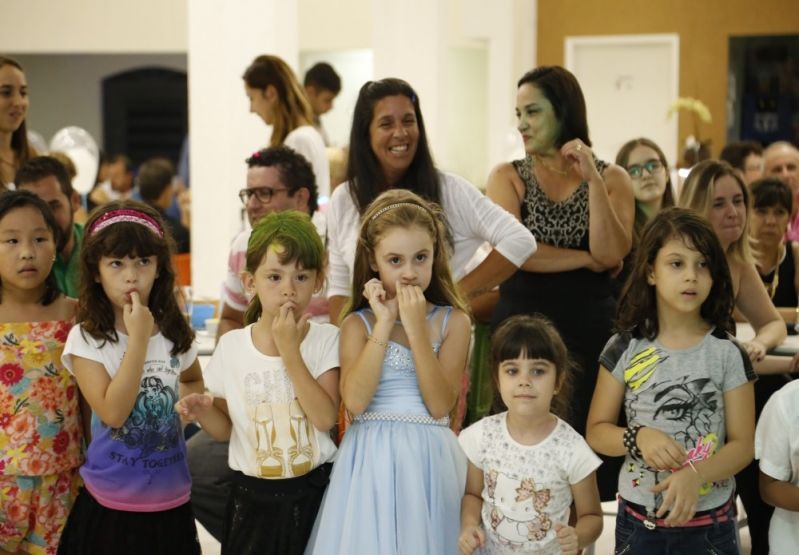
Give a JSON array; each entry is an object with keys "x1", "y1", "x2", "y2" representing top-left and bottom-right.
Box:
[{"x1": 243, "y1": 210, "x2": 325, "y2": 324}]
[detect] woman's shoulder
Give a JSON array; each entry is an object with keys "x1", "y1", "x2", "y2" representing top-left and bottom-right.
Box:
[{"x1": 285, "y1": 124, "x2": 324, "y2": 144}]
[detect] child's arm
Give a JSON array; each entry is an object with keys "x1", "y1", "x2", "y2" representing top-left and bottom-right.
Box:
[
  {"x1": 272, "y1": 305, "x2": 340, "y2": 431},
  {"x1": 399, "y1": 285, "x2": 471, "y2": 419},
  {"x1": 651, "y1": 381, "x2": 755, "y2": 525},
  {"x1": 340, "y1": 279, "x2": 398, "y2": 414},
  {"x1": 70, "y1": 292, "x2": 153, "y2": 428},
  {"x1": 760, "y1": 471, "x2": 799, "y2": 511},
  {"x1": 179, "y1": 358, "x2": 204, "y2": 398},
  {"x1": 458, "y1": 461, "x2": 486, "y2": 555},
  {"x1": 175, "y1": 394, "x2": 232, "y2": 441},
  {"x1": 587, "y1": 367, "x2": 686, "y2": 467},
  {"x1": 557, "y1": 472, "x2": 603, "y2": 555}
]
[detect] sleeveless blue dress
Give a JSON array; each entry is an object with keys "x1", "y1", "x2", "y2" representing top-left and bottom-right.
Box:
[{"x1": 306, "y1": 306, "x2": 467, "y2": 554}]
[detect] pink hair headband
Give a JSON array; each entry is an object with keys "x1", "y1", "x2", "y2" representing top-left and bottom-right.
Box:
[{"x1": 88, "y1": 209, "x2": 164, "y2": 238}]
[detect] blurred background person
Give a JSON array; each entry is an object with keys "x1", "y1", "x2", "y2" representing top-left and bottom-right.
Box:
[
  {"x1": 764, "y1": 141, "x2": 799, "y2": 241},
  {"x1": 720, "y1": 140, "x2": 764, "y2": 186},
  {"x1": 244, "y1": 54, "x2": 330, "y2": 203},
  {"x1": 89, "y1": 153, "x2": 134, "y2": 205},
  {"x1": 0, "y1": 56, "x2": 36, "y2": 189},
  {"x1": 137, "y1": 157, "x2": 190, "y2": 254},
  {"x1": 303, "y1": 62, "x2": 341, "y2": 147}
]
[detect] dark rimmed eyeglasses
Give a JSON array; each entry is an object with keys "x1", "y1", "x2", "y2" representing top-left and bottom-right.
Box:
[
  {"x1": 238, "y1": 186, "x2": 290, "y2": 205},
  {"x1": 627, "y1": 159, "x2": 664, "y2": 179}
]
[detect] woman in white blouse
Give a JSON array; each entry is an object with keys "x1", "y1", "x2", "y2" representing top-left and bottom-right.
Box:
[{"x1": 326, "y1": 78, "x2": 536, "y2": 324}]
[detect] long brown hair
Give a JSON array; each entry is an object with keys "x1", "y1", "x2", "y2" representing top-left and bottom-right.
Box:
[
  {"x1": 615, "y1": 137, "x2": 675, "y2": 243},
  {"x1": 243, "y1": 55, "x2": 313, "y2": 146},
  {"x1": 616, "y1": 207, "x2": 734, "y2": 339},
  {"x1": 0, "y1": 56, "x2": 35, "y2": 187},
  {"x1": 345, "y1": 189, "x2": 466, "y2": 319},
  {"x1": 77, "y1": 200, "x2": 194, "y2": 355}
]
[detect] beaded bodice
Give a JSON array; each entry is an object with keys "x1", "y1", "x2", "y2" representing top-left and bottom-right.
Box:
[{"x1": 356, "y1": 307, "x2": 450, "y2": 416}]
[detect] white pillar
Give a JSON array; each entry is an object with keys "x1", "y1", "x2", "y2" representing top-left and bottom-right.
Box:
[
  {"x1": 372, "y1": 0, "x2": 449, "y2": 170},
  {"x1": 188, "y1": 0, "x2": 299, "y2": 298}
]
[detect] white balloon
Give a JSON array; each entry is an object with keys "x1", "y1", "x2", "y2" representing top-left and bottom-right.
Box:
[
  {"x1": 27, "y1": 130, "x2": 48, "y2": 155},
  {"x1": 49, "y1": 126, "x2": 99, "y2": 194}
]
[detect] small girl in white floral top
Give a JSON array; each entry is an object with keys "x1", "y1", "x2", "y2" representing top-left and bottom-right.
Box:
[
  {"x1": 458, "y1": 315, "x2": 602, "y2": 555},
  {"x1": 0, "y1": 190, "x2": 82, "y2": 555}
]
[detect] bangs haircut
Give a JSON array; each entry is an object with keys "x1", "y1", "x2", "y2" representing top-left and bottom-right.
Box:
[
  {"x1": 490, "y1": 314, "x2": 574, "y2": 421},
  {"x1": 243, "y1": 210, "x2": 325, "y2": 325},
  {"x1": 616, "y1": 207, "x2": 734, "y2": 340},
  {"x1": 0, "y1": 190, "x2": 61, "y2": 305},
  {"x1": 751, "y1": 177, "x2": 792, "y2": 213},
  {"x1": 78, "y1": 200, "x2": 194, "y2": 355}
]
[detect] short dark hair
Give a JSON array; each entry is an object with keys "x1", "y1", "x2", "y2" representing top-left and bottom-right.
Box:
[
  {"x1": 245, "y1": 146, "x2": 319, "y2": 214},
  {"x1": 720, "y1": 141, "x2": 763, "y2": 171},
  {"x1": 751, "y1": 177, "x2": 792, "y2": 213},
  {"x1": 304, "y1": 62, "x2": 341, "y2": 94},
  {"x1": 108, "y1": 154, "x2": 133, "y2": 173},
  {"x1": 490, "y1": 314, "x2": 574, "y2": 421},
  {"x1": 0, "y1": 190, "x2": 61, "y2": 305},
  {"x1": 517, "y1": 66, "x2": 591, "y2": 148},
  {"x1": 14, "y1": 155, "x2": 74, "y2": 197},
  {"x1": 137, "y1": 158, "x2": 175, "y2": 205}
]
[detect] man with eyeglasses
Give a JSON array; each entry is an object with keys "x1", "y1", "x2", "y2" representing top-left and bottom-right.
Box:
[
  {"x1": 217, "y1": 145, "x2": 324, "y2": 339},
  {"x1": 190, "y1": 145, "x2": 323, "y2": 543}
]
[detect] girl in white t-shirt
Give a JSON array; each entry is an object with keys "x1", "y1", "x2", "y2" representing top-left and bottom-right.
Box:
[
  {"x1": 177, "y1": 210, "x2": 339, "y2": 555},
  {"x1": 458, "y1": 314, "x2": 603, "y2": 555}
]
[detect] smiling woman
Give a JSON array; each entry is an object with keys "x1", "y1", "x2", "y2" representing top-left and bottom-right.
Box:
[
  {"x1": 0, "y1": 56, "x2": 36, "y2": 189},
  {"x1": 325, "y1": 78, "x2": 536, "y2": 326}
]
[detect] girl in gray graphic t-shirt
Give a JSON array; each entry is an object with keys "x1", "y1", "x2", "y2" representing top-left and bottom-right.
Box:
[{"x1": 586, "y1": 208, "x2": 755, "y2": 554}]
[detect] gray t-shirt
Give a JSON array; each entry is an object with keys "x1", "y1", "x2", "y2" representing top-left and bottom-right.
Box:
[{"x1": 600, "y1": 328, "x2": 755, "y2": 512}]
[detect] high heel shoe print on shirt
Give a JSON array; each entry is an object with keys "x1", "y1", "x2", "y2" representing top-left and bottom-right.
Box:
[
  {"x1": 254, "y1": 402, "x2": 284, "y2": 478},
  {"x1": 288, "y1": 399, "x2": 315, "y2": 476}
]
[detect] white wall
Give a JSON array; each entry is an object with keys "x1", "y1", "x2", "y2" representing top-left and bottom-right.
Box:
[
  {"x1": 1, "y1": 0, "x2": 187, "y2": 53},
  {"x1": 12, "y1": 54, "x2": 187, "y2": 147}
]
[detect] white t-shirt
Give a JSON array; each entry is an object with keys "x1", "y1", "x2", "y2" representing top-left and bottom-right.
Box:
[
  {"x1": 755, "y1": 379, "x2": 799, "y2": 555},
  {"x1": 325, "y1": 172, "x2": 537, "y2": 298},
  {"x1": 284, "y1": 125, "x2": 330, "y2": 203},
  {"x1": 459, "y1": 413, "x2": 601, "y2": 555},
  {"x1": 203, "y1": 322, "x2": 339, "y2": 479}
]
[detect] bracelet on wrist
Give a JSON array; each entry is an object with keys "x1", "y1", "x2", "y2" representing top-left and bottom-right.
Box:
[
  {"x1": 366, "y1": 335, "x2": 388, "y2": 348},
  {"x1": 623, "y1": 424, "x2": 644, "y2": 460}
]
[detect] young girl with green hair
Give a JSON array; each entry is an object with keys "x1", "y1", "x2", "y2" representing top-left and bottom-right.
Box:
[{"x1": 177, "y1": 210, "x2": 340, "y2": 554}]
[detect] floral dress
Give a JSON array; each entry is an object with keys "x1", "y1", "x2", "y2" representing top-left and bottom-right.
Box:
[{"x1": 0, "y1": 320, "x2": 83, "y2": 554}]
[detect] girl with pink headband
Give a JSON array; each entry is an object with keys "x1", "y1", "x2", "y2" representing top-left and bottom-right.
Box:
[{"x1": 59, "y1": 200, "x2": 204, "y2": 554}]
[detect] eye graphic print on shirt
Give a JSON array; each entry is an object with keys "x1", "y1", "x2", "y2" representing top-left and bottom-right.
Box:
[
  {"x1": 244, "y1": 368, "x2": 319, "y2": 478},
  {"x1": 110, "y1": 357, "x2": 181, "y2": 458},
  {"x1": 623, "y1": 347, "x2": 720, "y2": 496}
]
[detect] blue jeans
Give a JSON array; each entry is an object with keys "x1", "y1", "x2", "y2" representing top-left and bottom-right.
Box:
[{"x1": 615, "y1": 498, "x2": 740, "y2": 554}]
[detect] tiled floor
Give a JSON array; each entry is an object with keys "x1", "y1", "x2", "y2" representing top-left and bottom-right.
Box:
[{"x1": 197, "y1": 500, "x2": 753, "y2": 554}]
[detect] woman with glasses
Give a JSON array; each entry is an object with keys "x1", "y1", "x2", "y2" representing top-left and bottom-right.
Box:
[
  {"x1": 612, "y1": 138, "x2": 676, "y2": 296},
  {"x1": 616, "y1": 138, "x2": 675, "y2": 243},
  {"x1": 243, "y1": 55, "x2": 330, "y2": 203},
  {"x1": 486, "y1": 66, "x2": 634, "y2": 500}
]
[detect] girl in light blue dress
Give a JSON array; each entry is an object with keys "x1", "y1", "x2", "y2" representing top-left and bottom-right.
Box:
[{"x1": 307, "y1": 190, "x2": 470, "y2": 554}]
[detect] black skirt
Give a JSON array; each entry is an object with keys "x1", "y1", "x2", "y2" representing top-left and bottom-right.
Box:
[
  {"x1": 57, "y1": 488, "x2": 200, "y2": 555},
  {"x1": 223, "y1": 463, "x2": 332, "y2": 555}
]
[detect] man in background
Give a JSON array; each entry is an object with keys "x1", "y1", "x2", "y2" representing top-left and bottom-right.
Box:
[
  {"x1": 15, "y1": 156, "x2": 83, "y2": 297},
  {"x1": 765, "y1": 142, "x2": 799, "y2": 241},
  {"x1": 303, "y1": 62, "x2": 341, "y2": 146},
  {"x1": 720, "y1": 140, "x2": 764, "y2": 185}
]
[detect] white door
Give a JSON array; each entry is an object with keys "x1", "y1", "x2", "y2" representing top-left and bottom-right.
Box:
[{"x1": 565, "y1": 34, "x2": 679, "y2": 167}]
